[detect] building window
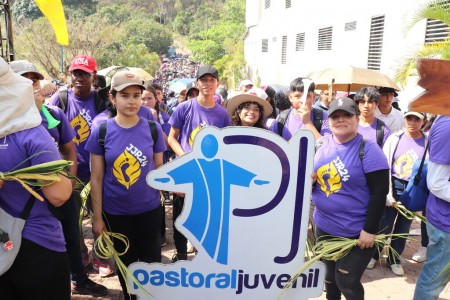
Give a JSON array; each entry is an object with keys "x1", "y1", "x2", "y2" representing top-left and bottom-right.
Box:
[
  {"x1": 318, "y1": 27, "x2": 332, "y2": 50},
  {"x1": 425, "y1": 19, "x2": 449, "y2": 44},
  {"x1": 265, "y1": 0, "x2": 270, "y2": 9},
  {"x1": 262, "y1": 39, "x2": 268, "y2": 53},
  {"x1": 286, "y1": 0, "x2": 292, "y2": 8},
  {"x1": 367, "y1": 15, "x2": 385, "y2": 70},
  {"x1": 296, "y1": 33, "x2": 305, "y2": 51},
  {"x1": 281, "y1": 36, "x2": 287, "y2": 64},
  {"x1": 345, "y1": 21, "x2": 357, "y2": 31}
]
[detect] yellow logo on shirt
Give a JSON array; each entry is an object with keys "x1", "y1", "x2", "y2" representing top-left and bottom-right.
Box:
[
  {"x1": 317, "y1": 161, "x2": 342, "y2": 196},
  {"x1": 393, "y1": 151, "x2": 415, "y2": 179},
  {"x1": 113, "y1": 150, "x2": 141, "y2": 189},
  {"x1": 70, "y1": 115, "x2": 90, "y2": 145},
  {"x1": 189, "y1": 122, "x2": 208, "y2": 147}
]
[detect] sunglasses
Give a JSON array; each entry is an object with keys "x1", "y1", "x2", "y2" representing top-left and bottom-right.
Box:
[{"x1": 71, "y1": 70, "x2": 93, "y2": 79}]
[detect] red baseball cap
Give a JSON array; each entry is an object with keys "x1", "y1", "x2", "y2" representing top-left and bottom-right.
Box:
[{"x1": 69, "y1": 55, "x2": 97, "y2": 74}]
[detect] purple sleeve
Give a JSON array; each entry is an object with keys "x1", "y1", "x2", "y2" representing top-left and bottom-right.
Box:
[
  {"x1": 84, "y1": 125, "x2": 103, "y2": 156},
  {"x1": 153, "y1": 121, "x2": 167, "y2": 153},
  {"x1": 53, "y1": 106, "x2": 75, "y2": 144},
  {"x1": 138, "y1": 106, "x2": 155, "y2": 121}
]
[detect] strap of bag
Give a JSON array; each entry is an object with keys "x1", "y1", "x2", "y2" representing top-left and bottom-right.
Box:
[
  {"x1": 98, "y1": 120, "x2": 158, "y2": 149},
  {"x1": 277, "y1": 108, "x2": 292, "y2": 136},
  {"x1": 413, "y1": 141, "x2": 429, "y2": 185},
  {"x1": 376, "y1": 119, "x2": 385, "y2": 147},
  {"x1": 19, "y1": 194, "x2": 37, "y2": 220}
]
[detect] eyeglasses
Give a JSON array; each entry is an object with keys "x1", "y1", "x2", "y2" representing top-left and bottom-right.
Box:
[{"x1": 71, "y1": 70, "x2": 92, "y2": 79}]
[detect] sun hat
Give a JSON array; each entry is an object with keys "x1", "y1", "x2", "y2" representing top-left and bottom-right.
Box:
[
  {"x1": 10, "y1": 60, "x2": 44, "y2": 80},
  {"x1": 226, "y1": 92, "x2": 273, "y2": 118},
  {"x1": 69, "y1": 55, "x2": 97, "y2": 74},
  {"x1": 404, "y1": 111, "x2": 426, "y2": 120},
  {"x1": 328, "y1": 97, "x2": 360, "y2": 116},
  {"x1": 110, "y1": 71, "x2": 145, "y2": 92}
]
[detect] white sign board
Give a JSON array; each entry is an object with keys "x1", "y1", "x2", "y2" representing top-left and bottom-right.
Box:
[{"x1": 130, "y1": 127, "x2": 325, "y2": 299}]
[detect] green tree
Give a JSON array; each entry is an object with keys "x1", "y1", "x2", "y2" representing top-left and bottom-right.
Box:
[
  {"x1": 124, "y1": 17, "x2": 173, "y2": 55},
  {"x1": 114, "y1": 44, "x2": 160, "y2": 76},
  {"x1": 173, "y1": 10, "x2": 192, "y2": 35},
  {"x1": 394, "y1": 0, "x2": 450, "y2": 87}
]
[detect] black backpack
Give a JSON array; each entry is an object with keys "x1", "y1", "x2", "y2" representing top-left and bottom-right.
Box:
[
  {"x1": 375, "y1": 119, "x2": 386, "y2": 147},
  {"x1": 277, "y1": 107, "x2": 324, "y2": 136},
  {"x1": 57, "y1": 88, "x2": 106, "y2": 114},
  {"x1": 98, "y1": 120, "x2": 158, "y2": 150}
]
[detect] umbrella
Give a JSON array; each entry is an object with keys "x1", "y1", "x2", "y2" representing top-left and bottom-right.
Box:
[
  {"x1": 310, "y1": 66, "x2": 400, "y2": 92},
  {"x1": 169, "y1": 78, "x2": 196, "y2": 94},
  {"x1": 409, "y1": 58, "x2": 450, "y2": 115},
  {"x1": 127, "y1": 67, "x2": 154, "y2": 81},
  {"x1": 97, "y1": 66, "x2": 123, "y2": 76}
]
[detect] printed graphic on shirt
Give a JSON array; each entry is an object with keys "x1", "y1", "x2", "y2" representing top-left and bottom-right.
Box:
[
  {"x1": 189, "y1": 121, "x2": 208, "y2": 147},
  {"x1": 316, "y1": 156, "x2": 349, "y2": 196},
  {"x1": 70, "y1": 109, "x2": 92, "y2": 145},
  {"x1": 113, "y1": 144, "x2": 148, "y2": 189},
  {"x1": 393, "y1": 150, "x2": 417, "y2": 179}
]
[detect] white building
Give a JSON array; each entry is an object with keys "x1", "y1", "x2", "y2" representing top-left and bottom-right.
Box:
[{"x1": 244, "y1": 0, "x2": 448, "y2": 104}]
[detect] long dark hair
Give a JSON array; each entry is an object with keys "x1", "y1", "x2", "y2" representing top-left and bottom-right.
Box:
[{"x1": 231, "y1": 101, "x2": 265, "y2": 128}]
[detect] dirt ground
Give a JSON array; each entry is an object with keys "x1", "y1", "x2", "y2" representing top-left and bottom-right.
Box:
[{"x1": 73, "y1": 204, "x2": 450, "y2": 300}]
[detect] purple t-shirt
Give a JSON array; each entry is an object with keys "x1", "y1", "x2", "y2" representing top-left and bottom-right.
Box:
[
  {"x1": 0, "y1": 127, "x2": 66, "y2": 252},
  {"x1": 357, "y1": 118, "x2": 391, "y2": 147},
  {"x1": 156, "y1": 111, "x2": 171, "y2": 136},
  {"x1": 391, "y1": 134, "x2": 426, "y2": 180},
  {"x1": 85, "y1": 118, "x2": 166, "y2": 215},
  {"x1": 40, "y1": 105, "x2": 76, "y2": 148},
  {"x1": 91, "y1": 106, "x2": 155, "y2": 132},
  {"x1": 312, "y1": 134, "x2": 389, "y2": 237},
  {"x1": 426, "y1": 116, "x2": 450, "y2": 233},
  {"x1": 169, "y1": 99, "x2": 231, "y2": 153},
  {"x1": 49, "y1": 89, "x2": 99, "y2": 181},
  {"x1": 268, "y1": 109, "x2": 329, "y2": 140}
]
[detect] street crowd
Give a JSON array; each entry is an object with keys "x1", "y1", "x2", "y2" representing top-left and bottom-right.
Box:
[{"x1": 0, "y1": 50, "x2": 449, "y2": 300}]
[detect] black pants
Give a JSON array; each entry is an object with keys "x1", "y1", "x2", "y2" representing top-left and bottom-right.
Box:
[
  {"x1": 104, "y1": 206, "x2": 161, "y2": 300},
  {"x1": 315, "y1": 226, "x2": 375, "y2": 300},
  {"x1": 172, "y1": 194, "x2": 187, "y2": 254},
  {"x1": 0, "y1": 238, "x2": 70, "y2": 300}
]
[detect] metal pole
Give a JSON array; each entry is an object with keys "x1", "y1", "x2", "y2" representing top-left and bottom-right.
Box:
[{"x1": 60, "y1": 45, "x2": 64, "y2": 73}]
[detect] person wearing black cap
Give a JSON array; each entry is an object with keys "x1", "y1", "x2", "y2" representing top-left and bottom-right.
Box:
[
  {"x1": 167, "y1": 65, "x2": 231, "y2": 262},
  {"x1": 312, "y1": 97, "x2": 389, "y2": 300},
  {"x1": 375, "y1": 87, "x2": 404, "y2": 133}
]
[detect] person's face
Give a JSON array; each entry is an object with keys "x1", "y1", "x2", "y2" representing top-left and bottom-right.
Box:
[
  {"x1": 23, "y1": 72, "x2": 44, "y2": 109},
  {"x1": 155, "y1": 89, "x2": 163, "y2": 103},
  {"x1": 289, "y1": 90, "x2": 315, "y2": 110},
  {"x1": 241, "y1": 84, "x2": 253, "y2": 92},
  {"x1": 404, "y1": 115, "x2": 424, "y2": 135},
  {"x1": 141, "y1": 90, "x2": 156, "y2": 109},
  {"x1": 178, "y1": 91, "x2": 187, "y2": 103},
  {"x1": 329, "y1": 111, "x2": 359, "y2": 139},
  {"x1": 379, "y1": 92, "x2": 394, "y2": 107},
  {"x1": 111, "y1": 86, "x2": 142, "y2": 117},
  {"x1": 356, "y1": 95, "x2": 377, "y2": 118},
  {"x1": 187, "y1": 89, "x2": 199, "y2": 99},
  {"x1": 71, "y1": 69, "x2": 95, "y2": 92},
  {"x1": 239, "y1": 102, "x2": 261, "y2": 127},
  {"x1": 196, "y1": 75, "x2": 219, "y2": 97},
  {"x1": 320, "y1": 91, "x2": 336, "y2": 107}
]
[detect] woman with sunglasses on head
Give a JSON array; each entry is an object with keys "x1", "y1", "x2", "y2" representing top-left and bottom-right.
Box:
[
  {"x1": 312, "y1": 97, "x2": 389, "y2": 300},
  {"x1": 86, "y1": 71, "x2": 166, "y2": 300}
]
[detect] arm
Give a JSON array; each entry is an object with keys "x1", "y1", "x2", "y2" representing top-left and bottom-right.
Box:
[
  {"x1": 59, "y1": 141, "x2": 78, "y2": 188},
  {"x1": 168, "y1": 126, "x2": 186, "y2": 157},
  {"x1": 90, "y1": 153, "x2": 106, "y2": 236},
  {"x1": 358, "y1": 169, "x2": 389, "y2": 249},
  {"x1": 41, "y1": 174, "x2": 72, "y2": 207},
  {"x1": 427, "y1": 161, "x2": 450, "y2": 202},
  {"x1": 153, "y1": 152, "x2": 164, "y2": 169}
]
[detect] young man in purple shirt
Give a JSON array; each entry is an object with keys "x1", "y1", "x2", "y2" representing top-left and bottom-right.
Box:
[{"x1": 168, "y1": 65, "x2": 231, "y2": 261}]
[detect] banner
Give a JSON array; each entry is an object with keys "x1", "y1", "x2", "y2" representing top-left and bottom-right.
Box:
[{"x1": 35, "y1": 0, "x2": 68, "y2": 45}]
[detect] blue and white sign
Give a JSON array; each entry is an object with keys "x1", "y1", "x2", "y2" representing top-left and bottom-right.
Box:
[{"x1": 130, "y1": 127, "x2": 325, "y2": 299}]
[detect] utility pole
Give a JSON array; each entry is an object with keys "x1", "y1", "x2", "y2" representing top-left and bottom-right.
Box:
[{"x1": 0, "y1": 0, "x2": 15, "y2": 62}]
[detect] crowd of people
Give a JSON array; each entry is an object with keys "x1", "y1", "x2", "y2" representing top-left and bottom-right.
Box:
[{"x1": 0, "y1": 51, "x2": 449, "y2": 300}]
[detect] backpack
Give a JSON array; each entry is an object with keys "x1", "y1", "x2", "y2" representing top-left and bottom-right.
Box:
[
  {"x1": 57, "y1": 88, "x2": 106, "y2": 114},
  {"x1": 375, "y1": 119, "x2": 385, "y2": 147},
  {"x1": 277, "y1": 107, "x2": 323, "y2": 136},
  {"x1": 316, "y1": 138, "x2": 366, "y2": 161},
  {"x1": 98, "y1": 120, "x2": 158, "y2": 150}
]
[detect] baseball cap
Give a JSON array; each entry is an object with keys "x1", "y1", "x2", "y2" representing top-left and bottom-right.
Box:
[
  {"x1": 378, "y1": 87, "x2": 398, "y2": 97},
  {"x1": 186, "y1": 81, "x2": 199, "y2": 96},
  {"x1": 197, "y1": 65, "x2": 218, "y2": 80},
  {"x1": 110, "y1": 71, "x2": 145, "y2": 92},
  {"x1": 69, "y1": 55, "x2": 97, "y2": 74},
  {"x1": 404, "y1": 111, "x2": 426, "y2": 120},
  {"x1": 240, "y1": 79, "x2": 253, "y2": 87},
  {"x1": 10, "y1": 60, "x2": 44, "y2": 80},
  {"x1": 247, "y1": 87, "x2": 268, "y2": 100},
  {"x1": 328, "y1": 97, "x2": 360, "y2": 117}
]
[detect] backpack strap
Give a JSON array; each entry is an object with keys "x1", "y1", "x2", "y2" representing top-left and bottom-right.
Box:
[
  {"x1": 277, "y1": 108, "x2": 292, "y2": 136},
  {"x1": 414, "y1": 140, "x2": 429, "y2": 185},
  {"x1": 312, "y1": 107, "x2": 323, "y2": 132},
  {"x1": 57, "y1": 88, "x2": 69, "y2": 113},
  {"x1": 93, "y1": 91, "x2": 106, "y2": 113},
  {"x1": 359, "y1": 138, "x2": 366, "y2": 161},
  {"x1": 20, "y1": 194, "x2": 37, "y2": 220},
  {"x1": 148, "y1": 120, "x2": 158, "y2": 145},
  {"x1": 376, "y1": 119, "x2": 385, "y2": 147}
]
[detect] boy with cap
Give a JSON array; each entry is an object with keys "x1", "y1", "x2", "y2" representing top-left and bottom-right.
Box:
[
  {"x1": 48, "y1": 55, "x2": 113, "y2": 280},
  {"x1": 240, "y1": 79, "x2": 253, "y2": 92},
  {"x1": 168, "y1": 65, "x2": 231, "y2": 262},
  {"x1": 375, "y1": 87, "x2": 404, "y2": 133}
]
